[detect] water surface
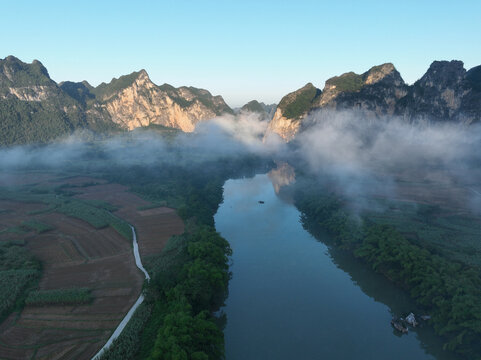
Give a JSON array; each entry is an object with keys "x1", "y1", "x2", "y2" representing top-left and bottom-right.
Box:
[{"x1": 215, "y1": 174, "x2": 458, "y2": 360}]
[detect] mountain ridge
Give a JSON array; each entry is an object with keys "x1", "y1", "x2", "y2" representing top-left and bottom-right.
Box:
[
  {"x1": 240, "y1": 100, "x2": 276, "y2": 119},
  {"x1": 0, "y1": 56, "x2": 233, "y2": 145},
  {"x1": 267, "y1": 60, "x2": 481, "y2": 140},
  {"x1": 2, "y1": 56, "x2": 481, "y2": 146}
]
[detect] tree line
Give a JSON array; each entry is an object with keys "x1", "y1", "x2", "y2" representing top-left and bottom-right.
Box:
[{"x1": 294, "y1": 186, "x2": 481, "y2": 359}]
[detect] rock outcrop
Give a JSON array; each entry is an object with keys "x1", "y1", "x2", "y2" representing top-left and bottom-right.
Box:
[
  {"x1": 395, "y1": 61, "x2": 480, "y2": 123},
  {"x1": 266, "y1": 83, "x2": 321, "y2": 141},
  {"x1": 0, "y1": 56, "x2": 99, "y2": 145},
  {"x1": 0, "y1": 56, "x2": 232, "y2": 145},
  {"x1": 316, "y1": 63, "x2": 408, "y2": 115},
  {"x1": 268, "y1": 61, "x2": 481, "y2": 141},
  {"x1": 86, "y1": 71, "x2": 232, "y2": 131}
]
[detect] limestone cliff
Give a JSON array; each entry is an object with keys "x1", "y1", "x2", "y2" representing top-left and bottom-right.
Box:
[
  {"x1": 266, "y1": 83, "x2": 321, "y2": 141},
  {"x1": 0, "y1": 56, "x2": 232, "y2": 145},
  {"x1": 0, "y1": 56, "x2": 68, "y2": 103},
  {"x1": 267, "y1": 61, "x2": 481, "y2": 141},
  {"x1": 0, "y1": 56, "x2": 101, "y2": 145},
  {"x1": 267, "y1": 108, "x2": 303, "y2": 142},
  {"x1": 316, "y1": 63, "x2": 407, "y2": 115},
  {"x1": 395, "y1": 61, "x2": 481, "y2": 123},
  {"x1": 85, "y1": 70, "x2": 232, "y2": 132}
]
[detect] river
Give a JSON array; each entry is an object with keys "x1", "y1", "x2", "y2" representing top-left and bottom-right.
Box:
[{"x1": 214, "y1": 174, "x2": 460, "y2": 360}]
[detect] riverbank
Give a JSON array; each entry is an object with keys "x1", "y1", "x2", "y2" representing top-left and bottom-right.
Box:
[
  {"x1": 216, "y1": 174, "x2": 455, "y2": 360},
  {"x1": 293, "y1": 182, "x2": 481, "y2": 359}
]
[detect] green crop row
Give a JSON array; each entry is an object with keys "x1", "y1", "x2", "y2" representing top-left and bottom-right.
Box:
[{"x1": 25, "y1": 287, "x2": 92, "y2": 306}]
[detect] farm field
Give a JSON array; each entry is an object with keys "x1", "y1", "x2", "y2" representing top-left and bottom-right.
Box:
[
  {"x1": 0, "y1": 172, "x2": 184, "y2": 359},
  {"x1": 74, "y1": 183, "x2": 185, "y2": 257}
]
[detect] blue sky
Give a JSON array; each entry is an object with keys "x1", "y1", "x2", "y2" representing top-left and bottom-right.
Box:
[{"x1": 1, "y1": 0, "x2": 480, "y2": 107}]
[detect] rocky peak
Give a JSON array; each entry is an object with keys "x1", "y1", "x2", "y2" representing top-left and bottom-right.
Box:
[
  {"x1": 458, "y1": 65, "x2": 481, "y2": 123},
  {"x1": 59, "y1": 81, "x2": 96, "y2": 105},
  {"x1": 92, "y1": 71, "x2": 232, "y2": 131},
  {"x1": 320, "y1": 72, "x2": 363, "y2": 106},
  {"x1": 277, "y1": 83, "x2": 321, "y2": 119},
  {"x1": 0, "y1": 55, "x2": 236, "y2": 145},
  {"x1": 240, "y1": 100, "x2": 276, "y2": 119},
  {"x1": 133, "y1": 69, "x2": 153, "y2": 87},
  {"x1": 0, "y1": 56, "x2": 53, "y2": 87},
  {"x1": 266, "y1": 59, "x2": 481, "y2": 143},
  {"x1": 265, "y1": 83, "x2": 321, "y2": 141},
  {"x1": 91, "y1": 70, "x2": 154, "y2": 102},
  {"x1": 396, "y1": 60, "x2": 468, "y2": 121},
  {"x1": 319, "y1": 63, "x2": 405, "y2": 107},
  {"x1": 241, "y1": 100, "x2": 266, "y2": 114},
  {"x1": 0, "y1": 56, "x2": 61, "y2": 102},
  {"x1": 364, "y1": 63, "x2": 403, "y2": 86},
  {"x1": 417, "y1": 60, "x2": 465, "y2": 89},
  {"x1": 465, "y1": 65, "x2": 481, "y2": 91}
]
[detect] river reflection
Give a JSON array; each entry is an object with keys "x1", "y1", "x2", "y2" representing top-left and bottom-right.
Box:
[{"x1": 214, "y1": 173, "x2": 459, "y2": 360}]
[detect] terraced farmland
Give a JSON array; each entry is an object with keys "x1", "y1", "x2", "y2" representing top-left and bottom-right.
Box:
[{"x1": 0, "y1": 173, "x2": 184, "y2": 359}]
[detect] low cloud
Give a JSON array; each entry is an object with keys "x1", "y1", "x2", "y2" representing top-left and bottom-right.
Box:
[
  {"x1": 1, "y1": 108, "x2": 480, "y2": 214},
  {"x1": 292, "y1": 109, "x2": 481, "y2": 214},
  {"x1": 0, "y1": 111, "x2": 284, "y2": 173}
]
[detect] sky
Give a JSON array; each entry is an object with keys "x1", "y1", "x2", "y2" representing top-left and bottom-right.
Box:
[{"x1": 1, "y1": 0, "x2": 480, "y2": 107}]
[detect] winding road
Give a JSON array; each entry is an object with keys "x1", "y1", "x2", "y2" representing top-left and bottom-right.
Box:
[{"x1": 91, "y1": 225, "x2": 149, "y2": 360}]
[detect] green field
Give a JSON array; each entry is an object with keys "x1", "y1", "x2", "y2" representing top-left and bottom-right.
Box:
[{"x1": 0, "y1": 185, "x2": 132, "y2": 241}]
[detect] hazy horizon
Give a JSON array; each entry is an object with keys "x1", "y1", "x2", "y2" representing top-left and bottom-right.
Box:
[{"x1": 2, "y1": 0, "x2": 481, "y2": 107}]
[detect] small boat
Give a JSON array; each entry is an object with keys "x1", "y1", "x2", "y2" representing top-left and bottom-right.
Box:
[
  {"x1": 258, "y1": 200, "x2": 265, "y2": 204},
  {"x1": 391, "y1": 319, "x2": 408, "y2": 334}
]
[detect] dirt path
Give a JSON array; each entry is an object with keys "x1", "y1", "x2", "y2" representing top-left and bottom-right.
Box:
[{"x1": 91, "y1": 225, "x2": 149, "y2": 359}]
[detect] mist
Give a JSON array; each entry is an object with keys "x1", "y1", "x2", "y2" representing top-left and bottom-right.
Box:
[
  {"x1": 1, "y1": 108, "x2": 481, "y2": 215},
  {"x1": 291, "y1": 109, "x2": 481, "y2": 214},
  {"x1": 0, "y1": 112, "x2": 285, "y2": 173}
]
